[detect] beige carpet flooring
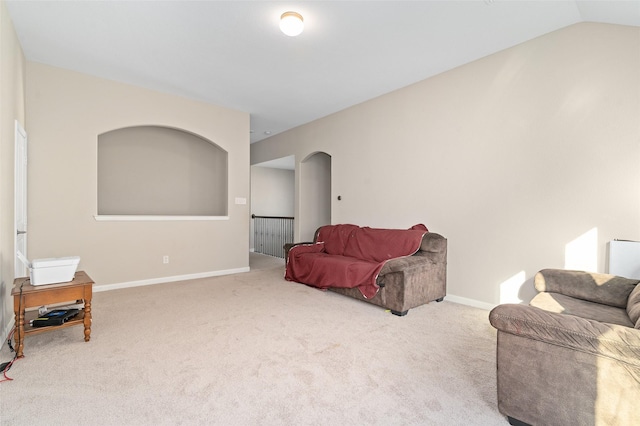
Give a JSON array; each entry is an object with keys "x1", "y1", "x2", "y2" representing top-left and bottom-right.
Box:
[{"x1": 0, "y1": 253, "x2": 504, "y2": 425}]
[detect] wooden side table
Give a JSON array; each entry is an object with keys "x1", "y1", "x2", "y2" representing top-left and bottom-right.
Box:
[{"x1": 12, "y1": 270, "x2": 94, "y2": 358}]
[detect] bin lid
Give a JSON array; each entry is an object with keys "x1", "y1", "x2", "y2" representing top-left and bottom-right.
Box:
[{"x1": 31, "y1": 256, "x2": 80, "y2": 268}]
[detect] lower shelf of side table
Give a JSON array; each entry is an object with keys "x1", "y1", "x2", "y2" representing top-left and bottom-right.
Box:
[{"x1": 19, "y1": 309, "x2": 87, "y2": 337}]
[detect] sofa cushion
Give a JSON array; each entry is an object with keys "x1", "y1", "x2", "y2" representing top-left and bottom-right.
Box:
[
  {"x1": 531, "y1": 292, "x2": 634, "y2": 327},
  {"x1": 284, "y1": 247, "x2": 385, "y2": 298},
  {"x1": 627, "y1": 284, "x2": 640, "y2": 329},
  {"x1": 309, "y1": 254, "x2": 381, "y2": 288}
]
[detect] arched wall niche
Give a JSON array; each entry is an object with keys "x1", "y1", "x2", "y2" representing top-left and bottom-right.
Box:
[{"x1": 97, "y1": 125, "x2": 228, "y2": 216}]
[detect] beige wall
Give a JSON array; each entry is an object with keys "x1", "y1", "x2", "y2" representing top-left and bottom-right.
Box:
[
  {"x1": 26, "y1": 63, "x2": 250, "y2": 286},
  {"x1": 0, "y1": 0, "x2": 26, "y2": 338},
  {"x1": 251, "y1": 23, "x2": 640, "y2": 308},
  {"x1": 299, "y1": 152, "x2": 331, "y2": 241}
]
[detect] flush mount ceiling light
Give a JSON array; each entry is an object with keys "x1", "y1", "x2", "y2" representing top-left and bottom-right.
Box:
[{"x1": 280, "y1": 11, "x2": 304, "y2": 36}]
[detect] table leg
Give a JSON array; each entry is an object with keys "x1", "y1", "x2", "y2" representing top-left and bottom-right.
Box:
[
  {"x1": 14, "y1": 307, "x2": 25, "y2": 358},
  {"x1": 83, "y1": 299, "x2": 92, "y2": 342}
]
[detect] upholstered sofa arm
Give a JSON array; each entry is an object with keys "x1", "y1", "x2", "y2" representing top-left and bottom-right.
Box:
[
  {"x1": 379, "y1": 232, "x2": 447, "y2": 275},
  {"x1": 415, "y1": 233, "x2": 447, "y2": 262},
  {"x1": 534, "y1": 269, "x2": 638, "y2": 308},
  {"x1": 489, "y1": 304, "x2": 640, "y2": 366},
  {"x1": 283, "y1": 242, "x2": 315, "y2": 262}
]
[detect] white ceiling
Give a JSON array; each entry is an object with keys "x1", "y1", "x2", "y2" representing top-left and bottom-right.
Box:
[{"x1": 6, "y1": 1, "x2": 640, "y2": 144}]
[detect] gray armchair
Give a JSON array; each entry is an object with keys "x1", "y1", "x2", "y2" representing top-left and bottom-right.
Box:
[{"x1": 489, "y1": 269, "x2": 640, "y2": 426}]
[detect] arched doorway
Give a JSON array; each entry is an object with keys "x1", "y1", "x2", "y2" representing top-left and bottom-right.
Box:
[{"x1": 250, "y1": 156, "x2": 295, "y2": 257}]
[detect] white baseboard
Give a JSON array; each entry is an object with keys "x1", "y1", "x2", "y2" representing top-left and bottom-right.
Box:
[
  {"x1": 93, "y1": 267, "x2": 250, "y2": 293},
  {"x1": 445, "y1": 294, "x2": 497, "y2": 311}
]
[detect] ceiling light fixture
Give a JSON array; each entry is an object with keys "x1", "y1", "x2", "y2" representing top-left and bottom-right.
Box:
[{"x1": 280, "y1": 11, "x2": 304, "y2": 37}]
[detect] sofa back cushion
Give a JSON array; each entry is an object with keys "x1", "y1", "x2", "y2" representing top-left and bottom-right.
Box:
[
  {"x1": 316, "y1": 224, "x2": 359, "y2": 255},
  {"x1": 627, "y1": 284, "x2": 640, "y2": 329},
  {"x1": 343, "y1": 226, "x2": 427, "y2": 263},
  {"x1": 535, "y1": 269, "x2": 638, "y2": 308},
  {"x1": 316, "y1": 224, "x2": 429, "y2": 262}
]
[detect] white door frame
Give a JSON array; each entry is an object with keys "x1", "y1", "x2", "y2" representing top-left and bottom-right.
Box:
[{"x1": 15, "y1": 120, "x2": 28, "y2": 278}]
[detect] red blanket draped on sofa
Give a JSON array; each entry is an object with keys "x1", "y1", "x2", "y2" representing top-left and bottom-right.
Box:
[{"x1": 285, "y1": 224, "x2": 428, "y2": 298}]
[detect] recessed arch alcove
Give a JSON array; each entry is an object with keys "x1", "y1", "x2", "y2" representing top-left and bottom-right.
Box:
[{"x1": 97, "y1": 125, "x2": 228, "y2": 216}]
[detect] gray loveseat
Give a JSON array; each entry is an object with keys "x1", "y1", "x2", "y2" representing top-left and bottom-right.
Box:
[
  {"x1": 285, "y1": 225, "x2": 447, "y2": 316},
  {"x1": 489, "y1": 269, "x2": 640, "y2": 426}
]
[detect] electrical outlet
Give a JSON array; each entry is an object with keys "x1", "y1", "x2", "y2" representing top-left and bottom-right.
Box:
[{"x1": 163, "y1": 255, "x2": 169, "y2": 264}]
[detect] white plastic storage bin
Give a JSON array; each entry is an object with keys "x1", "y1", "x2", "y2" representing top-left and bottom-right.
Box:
[{"x1": 29, "y1": 256, "x2": 80, "y2": 286}]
